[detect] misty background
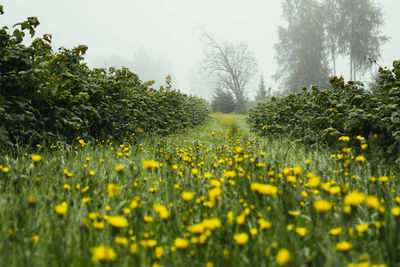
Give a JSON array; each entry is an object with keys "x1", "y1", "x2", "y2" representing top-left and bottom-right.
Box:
[{"x1": 1, "y1": 0, "x2": 399, "y2": 101}]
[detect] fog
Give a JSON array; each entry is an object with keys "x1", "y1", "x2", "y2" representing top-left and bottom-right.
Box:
[{"x1": 1, "y1": 0, "x2": 399, "y2": 99}]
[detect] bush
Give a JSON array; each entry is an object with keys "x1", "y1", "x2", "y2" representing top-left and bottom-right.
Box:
[
  {"x1": 0, "y1": 12, "x2": 209, "y2": 148},
  {"x1": 247, "y1": 61, "x2": 400, "y2": 159}
]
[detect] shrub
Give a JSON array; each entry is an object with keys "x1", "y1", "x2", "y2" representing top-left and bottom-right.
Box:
[
  {"x1": 0, "y1": 11, "x2": 209, "y2": 148},
  {"x1": 247, "y1": 61, "x2": 400, "y2": 159}
]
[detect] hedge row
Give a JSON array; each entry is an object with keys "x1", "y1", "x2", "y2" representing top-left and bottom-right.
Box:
[
  {"x1": 247, "y1": 61, "x2": 400, "y2": 159},
  {"x1": 0, "y1": 12, "x2": 210, "y2": 148}
]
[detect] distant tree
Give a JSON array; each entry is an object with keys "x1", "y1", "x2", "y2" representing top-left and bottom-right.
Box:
[
  {"x1": 202, "y1": 31, "x2": 258, "y2": 114},
  {"x1": 322, "y1": 0, "x2": 345, "y2": 76},
  {"x1": 255, "y1": 74, "x2": 267, "y2": 101},
  {"x1": 334, "y1": 0, "x2": 389, "y2": 81},
  {"x1": 211, "y1": 89, "x2": 236, "y2": 113},
  {"x1": 274, "y1": 0, "x2": 330, "y2": 92}
]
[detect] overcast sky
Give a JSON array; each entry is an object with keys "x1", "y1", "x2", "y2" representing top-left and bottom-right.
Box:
[{"x1": 1, "y1": 0, "x2": 399, "y2": 97}]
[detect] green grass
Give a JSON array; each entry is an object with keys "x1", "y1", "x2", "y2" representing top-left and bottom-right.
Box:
[{"x1": 0, "y1": 113, "x2": 398, "y2": 266}]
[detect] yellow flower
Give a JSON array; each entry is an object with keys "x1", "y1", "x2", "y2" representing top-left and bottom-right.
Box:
[
  {"x1": 142, "y1": 160, "x2": 159, "y2": 170},
  {"x1": 93, "y1": 221, "x2": 105, "y2": 229},
  {"x1": 155, "y1": 246, "x2": 164, "y2": 258},
  {"x1": 306, "y1": 176, "x2": 320, "y2": 187},
  {"x1": 115, "y1": 236, "x2": 128, "y2": 246},
  {"x1": 223, "y1": 170, "x2": 236, "y2": 178},
  {"x1": 28, "y1": 195, "x2": 37, "y2": 205},
  {"x1": 378, "y1": 176, "x2": 388, "y2": 183},
  {"x1": 114, "y1": 164, "x2": 124, "y2": 173},
  {"x1": 63, "y1": 184, "x2": 71, "y2": 190},
  {"x1": 276, "y1": 248, "x2": 291, "y2": 265},
  {"x1": 329, "y1": 186, "x2": 341, "y2": 195},
  {"x1": 88, "y1": 170, "x2": 95, "y2": 176},
  {"x1": 31, "y1": 235, "x2": 39, "y2": 244},
  {"x1": 258, "y1": 218, "x2": 272, "y2": 230},
  {"x1": 250, "y1": 183, "x2": 278, "y2": 196},
  {"x1": 335, "y1": 241, "x2": 352, "y2": 251},
  {"x1": 182, "y1": 191, "x2": 195, "y2": 202},
  {"x1": 329, "y1": 227, "x2": 342, "y2": 236},
  {"x1": 295, "y1": 227, "x2": 307, "y2": 237},
  {"x1": 250, "y1": 228, "x2": 258, "y2": 236},
  {"x1": 153, "y1": 204, "x2": 169, "y2": 220},
  {"x1": 209, "y1": 187, "x2": 222, "y2": 202},
  {"x1": 313, "y1": 200, "x2": 332, "y2": 213},
  {"x1": 31, "y1": 154, "x2": 42, "y2": 163},
  {"x1": 342, "y1": 148, "x2": 351, "y2": 154},
  {"x1": 338, "y1": 136, "x2": 350, "y2": 142},
  {"x1": 144, "y1": 215, "x2": 154, "y2": 223},
  {"x1": 392, "y1": 207, "x2": 400, "y2": 216},
  {"x1": 361, "y1": 144, "x2": 368, "y2": 150},
  {"x1": 366, "y1": 196, "x2": 380, "y2": 210},
  {"x1": 81, "y1": 197, "x2": 91, "y2": 204},
  {"x1": 288, "y1": 211, "x2": 299, "y2": 216},
  {"x1": 2, "y1": 167, "x2": 9, "y2": 173},
  {"x1": 355, "y1": 155, "x2": 365, "y2": 163},
  {"x1": 54, "y1": 201, "x2": 68, "y2": 216},
  {"x1": 107, "y1": 183, "x2": 120, "y2": 197},
  {"x1": 305, "y1": 158, "x2": 312, "y2": 165},
  {"x1": 140, "y1": 239, "x2": 157, "y2": 248},
  {"x1": 107, "y1": 216, "x2": 128, "y2": 228},
  {"x1": 91, "y1": 245, "x2": 117, "y2": 262},
  {"x1": 233, "y1": 232, "x2": 249, "y2": 245},
  {"x1": 286, "y1": 175, "x2": 297, "y2": 183},
  {"x1": 130, "y1": 243, "x2": 139, "y2": 254},
  {"x1": 344, "y1": 191, "x2": 365, "y2": 206},
  {"x1": 356, "y1": 223, "x2": 369, "y2": 233},
  {"x1": 174, "y1": 238, "x2": 189, "y2": 249},
  {"x1": 89, "y1": 213, "x2": 100, "y2": 221}
]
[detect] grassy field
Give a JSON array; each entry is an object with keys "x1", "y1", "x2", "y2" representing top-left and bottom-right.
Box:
[{"x1": 0, "y1": 113, "x2": 398, "y2": 267}]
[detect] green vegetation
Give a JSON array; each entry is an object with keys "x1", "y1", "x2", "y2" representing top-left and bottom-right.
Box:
[
  {"x1": 1, "y1": 4, "x2": 400, "y2": 267},
  {"x1": 0, "y1": 113, "x2": 399, "y2": 267},
  {"x1": 0, "y1": 12, "x2": 209, "y2": 149},
  {"x1": 248, "y1": 61, "x2": 400, "y2": 160}
]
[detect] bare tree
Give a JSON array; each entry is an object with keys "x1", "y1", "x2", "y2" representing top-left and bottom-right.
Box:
[{"x1": 202, "y1": 31, "x2": 258, "y2": 114}]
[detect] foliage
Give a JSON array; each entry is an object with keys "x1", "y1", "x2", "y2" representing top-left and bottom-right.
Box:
[
  {"x1": 274, "y1": 0, "x2": 330, "y2": 92},
  {"x1": 333, "y1": 0, "x2": 389, "y2": 80},
  {"x1": 274, "y1": 0, "x2": 388, "y2": 91},
  {"x1": 248, "y1": 60, "x2": 400, "y2": 159},
  {"x1": 211, "y1": 89, "x2": 236, "y2": 113},
  {"x1": 0, "y1": 13, "x2": 209, "y2": 148}
]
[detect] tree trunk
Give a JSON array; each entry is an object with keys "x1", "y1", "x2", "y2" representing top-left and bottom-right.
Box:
[{"x1": 331, "y1": 47, "x2": 336, "y2": 75}]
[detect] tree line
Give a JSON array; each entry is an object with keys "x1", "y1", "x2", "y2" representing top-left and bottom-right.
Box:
[
  {"x1": 204, "y1": 0, "x2": 388, "y2": 113},
  {"x1": 274, "y1": 0, "x2": 388, "y2": 92}
]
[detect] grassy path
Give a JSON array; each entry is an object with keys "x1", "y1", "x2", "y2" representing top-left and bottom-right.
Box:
[{"x1": 0, "y1": 113, "x2": 398, "y2": 266}]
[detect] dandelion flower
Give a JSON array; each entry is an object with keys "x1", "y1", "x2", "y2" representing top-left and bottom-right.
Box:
[
  {"x1": 174, "y1": 238, "x2": 189, "y2": 249},
  {"x1": 54, "y1": 201, "x2": 68, "y2": 216},
  {"x1": 233, "y1": 232, "x2": 249, "y2": 245},
  {"x1": 107, "y1": 216, "x2": 128, "y2": 228},
  {"x1": 31, "y1": 154, "x2": 42, "y2": 163},
  {"x1": 91, "y1": 245, "x2": 117, "y2": 262},
  {"x1": 335, "y1": 241, "x2": 352, "y2": 251},
  {"x1": 276, "y1": 248, "x2": 291, "y2": 265},
  {"x1": 313, "y1": 200, "x2": 332, "y2": 213}
]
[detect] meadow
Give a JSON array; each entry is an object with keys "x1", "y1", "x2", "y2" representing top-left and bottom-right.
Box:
[{"x1": 0, "y1": 113, "x2": 397, "y2": 267}]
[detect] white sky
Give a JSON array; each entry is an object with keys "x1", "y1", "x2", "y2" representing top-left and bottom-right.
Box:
[{"x1": 1, "y1": 0, "x2": 399, "y2": 96}]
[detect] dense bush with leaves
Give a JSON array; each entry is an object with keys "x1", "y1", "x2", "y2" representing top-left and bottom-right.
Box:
[
  {"x1": 0, "y1": 10, "x2": 209, "y2": 148},
  {"x1": 248, "y1": 61, "x2": 400, "y2": 159}
]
